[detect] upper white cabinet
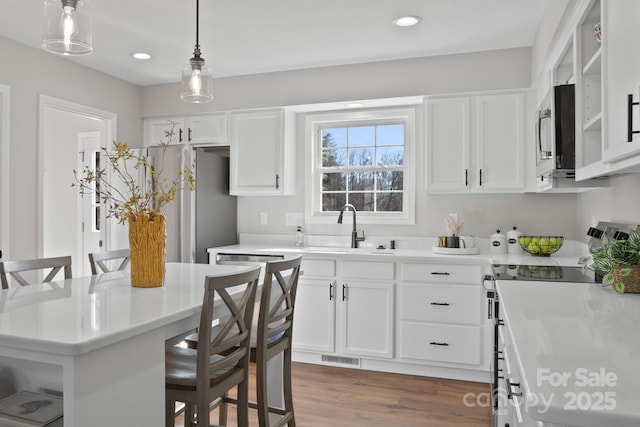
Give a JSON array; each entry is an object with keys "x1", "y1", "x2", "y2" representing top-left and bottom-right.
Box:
[
  {"x1": 425, "y1": 97, "x2": 470, "y2": 193},
  {"x1": 229, "y1": 108, "x2": 296, "y2": 196},
  {"x1": 602, "y1": 0, "x2": 640, "y2": 163},
  {"x1": 144, "y1": 114, "x2": 227, "y2": 147},
  {"x1": 426, "y1": 91, "x2": 526, "y2": 193},
  {"x1": 574, "y1": 0, "x2": 605, "y2": 178}
]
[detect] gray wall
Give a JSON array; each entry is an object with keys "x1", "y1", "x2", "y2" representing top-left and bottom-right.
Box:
[{"x1": 0, "y1": 35, "x2": 142, "y2": 260}]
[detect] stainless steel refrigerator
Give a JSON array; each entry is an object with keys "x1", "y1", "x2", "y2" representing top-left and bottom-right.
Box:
[{"x1": 192, "y1": 148, "x2": 238, "y2": 263}]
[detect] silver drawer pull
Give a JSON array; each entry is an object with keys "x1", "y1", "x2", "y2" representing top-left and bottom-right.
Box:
[
  {"x1": 506, "y1": 378, "x2": 522, "y2": 399},
  {"x1": 430, "y1": 302, "x2": 450, "y2": 306},
  {"x1": 429, "y1": 341, "x2": 449, "y2": 346},
  {"x1": 430, "y1": 272, "x2": 451, "y2": 276}
]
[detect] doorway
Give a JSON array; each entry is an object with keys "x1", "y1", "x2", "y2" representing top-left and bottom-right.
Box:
[{"x1": 38, "y1": 95, "x2": 116, "y2": 277}]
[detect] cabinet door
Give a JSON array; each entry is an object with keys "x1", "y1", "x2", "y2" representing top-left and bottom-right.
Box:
[
  {"x1": 425, "y1": 97, "x2": 471, "y2": 193},
  {"x1": 230, "y1": 109, "x2": 286, "y2": 195},
  {"x1": 145, "y1": 117, "x2": 185, "y2": 146},
  {"x1": 186, "y1": 114, "x2": 227, "y2": 145},
  {"x1": 340, "y1": 281, "x2": 394, "y2": 359},
  {"x1": 292, "y1": 278, "x2": 336, "y2": 353},
  {"x1": 603, "y1": 0, "x2": 640, "y2": 163},
  {"x1": 475, "y1": 93, "x2": 526, "y2": 192}
]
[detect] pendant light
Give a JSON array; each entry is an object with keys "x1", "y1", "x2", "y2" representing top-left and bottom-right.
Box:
[
  {"x1": 42, "y1": 0, "x2": 92, "y2": 56},
  {"x1": 181, "y1": 0, "x2": 214, "y2": 103}
]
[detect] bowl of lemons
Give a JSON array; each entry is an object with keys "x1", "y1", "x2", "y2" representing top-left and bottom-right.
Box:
[{"x1": 518, "y1": 236, "x2": 564, "y2": 256}]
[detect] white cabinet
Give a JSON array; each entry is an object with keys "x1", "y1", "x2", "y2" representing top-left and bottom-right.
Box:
[
  {"x1": 292, "y1": 257, "x2": 395, "y2": 360},
  {"x1": 293, "y1": 277, "x2": 336, "y2": 353},
  {"x1": 229, "y1": 108, "x2": 296, "y2": 196},
  {"x1": 144, "y1": 114, "x2": 227, "y2": 146},
  {"x1": 340, "y1": 260, "x2": 395, "y2": 359},
  {"x1": 399, "y1": 262, "x2": 486, "y2": 368},
  {"x1": 425, "y1": 97, "x2": 470, "y2": 192},
  {"x1": 426, "y1": 91, "x2": 526, "y2": 193},
  {"x1": 602, "y1": 0, "x2": 640, "y2": 163}
]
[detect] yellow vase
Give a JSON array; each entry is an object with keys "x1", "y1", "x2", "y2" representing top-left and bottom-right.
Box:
[{"x1": 128, "y1": 212, "x2": 166, "y2": 288}]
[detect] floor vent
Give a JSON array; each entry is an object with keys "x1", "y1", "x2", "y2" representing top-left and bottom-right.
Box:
[{"x1": 321, "y1": 355, "x2": 361, "y2": 367}]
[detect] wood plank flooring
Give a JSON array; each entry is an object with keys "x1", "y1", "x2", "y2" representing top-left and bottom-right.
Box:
[{"x1": 174, "y1": 362, "x2": 492, "y2": 426}]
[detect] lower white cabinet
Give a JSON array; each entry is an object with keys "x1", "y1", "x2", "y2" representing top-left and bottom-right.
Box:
[
  {"x1": 399, "y1": 262, "x2": 486, "y2": 369},
  {"x1": 292, "y1": 277, "x2": 336, "y2": 353},
  {"x1": 292, "y1": 257, "x2": 395, "y2": 359},
  {"x1": 340, "y1": 280, "x2": 395, "y2": 359},
  {"x1": 293, "y1": 256, "x2": 489, "y2": 380}
]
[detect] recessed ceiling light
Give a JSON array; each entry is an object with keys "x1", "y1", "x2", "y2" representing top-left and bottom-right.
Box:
[
  {"x1": 392, "y1": 16, "x2": 422, "y2": 27},
  {"x1": 346, "y1": 102, "x2": 364, "y2": 108},
  {"x1": 131, "y1": 52, "x2": 152, "y2": 60}
]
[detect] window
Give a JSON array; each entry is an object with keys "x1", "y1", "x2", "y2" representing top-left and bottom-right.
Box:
[{"x1": 305, "y1": 108, "x2": 415, "y2": 225}]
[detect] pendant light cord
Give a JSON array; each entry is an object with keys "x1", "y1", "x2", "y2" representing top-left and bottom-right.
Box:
[{"x1": 195, "y1": 0, "x2": 200, "y2": 50}]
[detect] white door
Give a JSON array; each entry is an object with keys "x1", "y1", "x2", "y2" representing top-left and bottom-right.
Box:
[{"x1": 78, "y1": 131, "x2": 105, "y2": 276}]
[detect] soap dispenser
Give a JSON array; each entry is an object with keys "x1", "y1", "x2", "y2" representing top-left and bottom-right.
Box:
[{"x1": 295, "y1": 226, "x2": 304, "y2": 247}]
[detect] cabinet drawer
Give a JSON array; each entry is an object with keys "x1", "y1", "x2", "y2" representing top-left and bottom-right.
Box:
[
  {"x1": 301, "y1": 258, "x2": 336, "y2": 277},
  {"x1": 342, "y1": 260, "x2": 395, "y2": 281},
  {"x1": 402, "y1": 262, "x2": 481, "y2": 284},
  {"x1": 402, "y1": 284, "x2": 481, "y2": 324},
  {"x1": 401, "y1": 322, "x2": 481, "y2": 365}
]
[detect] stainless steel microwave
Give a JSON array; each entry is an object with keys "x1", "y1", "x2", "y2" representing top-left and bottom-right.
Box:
[{"x1": 535, "y1": 84, "x2": 575, "y2": 178}]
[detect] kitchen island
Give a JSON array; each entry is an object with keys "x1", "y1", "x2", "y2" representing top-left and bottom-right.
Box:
[
  {"x1": 496, "y1": 279, "x2": 640, "y2": 426},
  {"x1": 0, "y1": 262, "x2": 256, "y2": 427}
]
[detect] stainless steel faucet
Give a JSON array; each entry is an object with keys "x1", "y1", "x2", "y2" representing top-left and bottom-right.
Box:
[{"x1": 337, "y1": 203, "x2": 365, "y2": 248}]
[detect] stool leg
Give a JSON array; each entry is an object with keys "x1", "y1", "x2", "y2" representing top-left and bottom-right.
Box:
[
  {"x1": 256, "y1": 354, "x2": 270, "y2": 427},
  {"x1": 218, "y1": 393, "x2": 228, "y2": 426},
  {"x1": 165, "y1": 400, "x2": 176, "y2": 427},
  {"x1": 283, "y1": 347, "x2": 296, "y2": 426}
]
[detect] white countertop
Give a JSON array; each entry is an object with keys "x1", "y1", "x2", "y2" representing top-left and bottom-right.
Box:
[
  {"x1": 208, "y1": 242, "x2": 587, "y2": 268},
  {"x1": 0, "y1": 262, "x2": 252, "y2": 356},
  {"x1": 497, "y1": 280, "x2": 640, "y2": 427}
]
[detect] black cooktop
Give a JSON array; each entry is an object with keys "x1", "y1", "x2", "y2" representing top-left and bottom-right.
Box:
[{"x1": 492, "y1": 264, "x2": 600, "y2": 283}]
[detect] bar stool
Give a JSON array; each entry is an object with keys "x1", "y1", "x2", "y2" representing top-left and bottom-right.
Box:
[
  {"x1": 88, "y1": 249, "x2": 130, "y2": 274},
  {"x1": 165, "y1": 266, "x2": 260, "y2": 427},
  {"x1": 0, "y1": 256, "x2": 72, "y2": 289},
  {"x1": 221, "y1": 255, "x2": 302, "y2": 427}
]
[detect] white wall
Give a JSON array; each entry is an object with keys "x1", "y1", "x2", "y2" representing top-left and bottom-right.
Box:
[
  {"x1": 0, "y1": 35, "x2": 142, "y2": 260},
  {"x1": 142, "y1": 47, "x2": 581, "y2": 240}
]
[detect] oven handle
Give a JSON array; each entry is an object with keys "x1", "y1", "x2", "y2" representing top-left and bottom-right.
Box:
[{"x1": 506, "y1": 378, "x2": 524, "y2": 423}]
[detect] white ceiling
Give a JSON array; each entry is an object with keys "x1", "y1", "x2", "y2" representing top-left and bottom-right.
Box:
[{"x1": 0, "y1": 0, "x2": 547, "y2": 87}]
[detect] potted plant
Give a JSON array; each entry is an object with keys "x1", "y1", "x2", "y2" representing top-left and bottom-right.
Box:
[
  {"x1": 592, "y1": 230, "x2": 640, "y2": 294},
  {"x1": 74, "y1": 124, "x2": 194, "y2": 287}
]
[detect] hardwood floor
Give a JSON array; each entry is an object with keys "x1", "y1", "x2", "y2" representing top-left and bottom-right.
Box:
[{"x1": 174, "y1": 362, "x2": 492, "y2": 426}]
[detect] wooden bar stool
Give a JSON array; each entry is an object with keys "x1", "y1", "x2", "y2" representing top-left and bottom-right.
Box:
[
  {"x1": 165, "y1": 266, "x2": 260, "y2": 427},
  {"x1": 88, "y1": 249, "x2": 130, "y2": 274},
  {"x1": 221, "y1": 255, "x2": 302, "y2": 427},
  {"x1": 0, "y1": 256, "x2": 72, "y2": 289}
]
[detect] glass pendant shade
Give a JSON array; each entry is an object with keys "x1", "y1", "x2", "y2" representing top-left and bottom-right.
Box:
[
  {"x1": 42, "y1": 0, "x2": 92, "y2": 55},
  {"x1": 181, "y1": 55, "x2": 214, "y2": 103}
]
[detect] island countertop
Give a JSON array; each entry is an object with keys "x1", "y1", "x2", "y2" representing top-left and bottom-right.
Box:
[{"x1": 496, "y1": 279, "x2": 640, "y2": 427}]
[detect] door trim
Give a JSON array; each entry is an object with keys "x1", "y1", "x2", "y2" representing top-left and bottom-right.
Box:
[
  {"x1": 37, "y1": 95, "x2": 117, "y2": 260},
  {"x1": 0, "y1": 84, "x2": 9, "y2": 260}
]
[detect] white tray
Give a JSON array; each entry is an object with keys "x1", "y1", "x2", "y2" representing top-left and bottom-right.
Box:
[{"x1": 431, "y1": 246, "x2": 480, "y2": 255}]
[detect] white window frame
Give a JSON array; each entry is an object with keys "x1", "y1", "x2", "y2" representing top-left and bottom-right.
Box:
[{"x1": 304, "y1": 107, "x2": 415, "y2": 225}]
